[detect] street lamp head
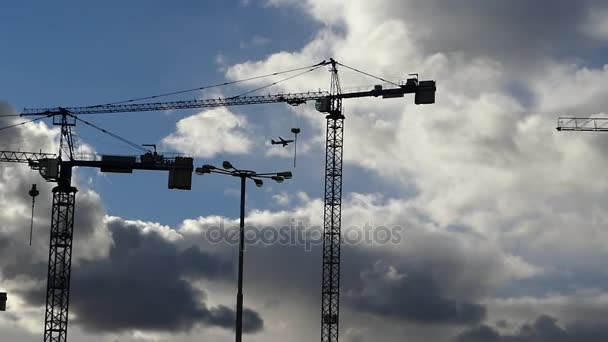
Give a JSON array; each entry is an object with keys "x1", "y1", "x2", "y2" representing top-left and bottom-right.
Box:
[
  {"x1": 254, "y1": 178, "x2": 264, "y2": 187},
  {"x1": 277, "y1": 171, "x2": 293, "y2": 180},
  {"x1": 222, "y1": 161, "x2": 234, "y2": 170},
  {"x1": 271, "y1": 176, "x2": 284, "y2": 183},
  {"x1": 195, "y1": 165, "x2": 215, "y2": 175}
]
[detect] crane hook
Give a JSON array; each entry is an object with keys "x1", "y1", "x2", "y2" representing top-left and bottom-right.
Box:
[
  {"x1": 291, "y1": 128, "x2": 301, "y2": 168},
  {"x1": 28, "y1": 184, "x2": 39, "y2": 246}
]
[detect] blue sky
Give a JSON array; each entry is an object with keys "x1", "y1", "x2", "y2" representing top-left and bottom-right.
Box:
[
  {"x1": 0, "y1": 0, "x2": 409, "y2": 225},
  {"x1": 0, "y1": 1, "x2": 331, "y2": 224},
  {"x1": 6, "y1": 1, "x2": 608, "y2": 342}
]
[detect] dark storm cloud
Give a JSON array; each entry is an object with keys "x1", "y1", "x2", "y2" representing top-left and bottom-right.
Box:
[
  {"x1": 1, "y1": 101, "x2": 264, "y2": 334},
  {"x1": 0, "y1": 101, "x2": 106, "y2": 240},
  {"x1": 347, "y1": 260, "x2": 485, "y2": 325},
  {"x1": 399, "y1": 0, "x2": 601, "y2": 65},
  {"x1": 456, "y1": 315, "x2": 608, "y2": 342},
  {"x1": 72, "y1": 219, "x2": 262, "y2": 334},
  {"x1": 0, "y1": 101, "x2": 57, "y2": 281},
  {"x1": 240, "y1": 220, "x2": 499, "y2": 326},
  {"x1": 0, "y1": 101, "x2": 110, "y2": 283},
  {"x1": 23, "y1": 219, "x2": 263, "y2": 334}
]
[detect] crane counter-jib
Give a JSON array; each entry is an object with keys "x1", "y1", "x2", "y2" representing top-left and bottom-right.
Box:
[{"x1": 0, "y1": 151, "x2": 194, "y2": 190}]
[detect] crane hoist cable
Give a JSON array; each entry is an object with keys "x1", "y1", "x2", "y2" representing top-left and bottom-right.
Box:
[
  {"x1": 229, "y1": 63, "x2": 327, "y2": 99},
  {"x1": 0, "y1": 116, "x2": 49, "y2": 132},
  {"x1": 69, "y1": 114, "x2": 152, "y2": 153},
  {"x1": 87, "y1": 60, "x2": 329, "y2": 107},
  {"x1": 335, "y1": 61, "x2": 402, "y2": 87}
]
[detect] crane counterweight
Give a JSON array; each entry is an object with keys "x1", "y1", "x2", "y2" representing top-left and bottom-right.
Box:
[{"x1": 0, "y1": 292, "x2": 6, "y2": 311}]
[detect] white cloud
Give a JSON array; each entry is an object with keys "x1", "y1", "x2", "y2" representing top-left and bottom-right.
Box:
[
  {"x1": 240, "y1": 35, "x2": 271, "y2": 49},
  {"x1": 271, "y1": 191, "x2": 290, "y2": 206},
  {"x1": 221, "y1": 1, "x2": 608, "y2": 340},
  {"x1": 161, "y1": 107, "x2": 252, "y2": 157},
  {"x1": 583, "y1": 7, "x2": 608, "y2": 40},
  {"x1": 486, "y1": 290, "x2": 608, "y2": 330},
  {"x1": 6, "y1": 1, "x2": 608, "y2": 341},
  {"x1": 225, "y1": 0, "x2": 608, "y2": 254},
  {"x1": 0, "y1": 102, "x2": 112, "y2": 334}
]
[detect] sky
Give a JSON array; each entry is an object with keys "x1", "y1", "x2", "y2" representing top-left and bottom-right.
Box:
[{"x1": 3, "y1": 0, "x2": 608, "y2": 341}]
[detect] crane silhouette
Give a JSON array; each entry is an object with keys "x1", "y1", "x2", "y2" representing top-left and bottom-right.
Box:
[
  {"x1": 12, "y1": 58, "x2": 436, "y2": 342},
  {"x1": 0, "y1": 113, "x2": 193, "y2": 342}
]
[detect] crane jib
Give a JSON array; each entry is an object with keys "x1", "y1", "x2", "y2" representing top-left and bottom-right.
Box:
[{"x1": 20, "y1": 81, "x2": 435, "y2": 117}]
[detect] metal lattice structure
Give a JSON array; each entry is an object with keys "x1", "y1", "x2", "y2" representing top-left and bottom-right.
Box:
[
  {"x1": 16, "y1": 59, "x2": 435, "y2": 342},
  {"x1": 22, "y1": 92, "x2": 330, "y2": 116},
  {"x1": 0, "y1": 151, "x2": 56, "y2": 162},
  {"x1": 557, "y1": 117, "x2": 608, "y2": 132},
  {"x1": 44, "y1": 184, "x2": 77, "y2": 342},
  {"x1": 1, "y1": 115, "x2": 193, "y2": 342},
  {"x1": 320, "y1": 60, "x2": 344, "y2": 342}
]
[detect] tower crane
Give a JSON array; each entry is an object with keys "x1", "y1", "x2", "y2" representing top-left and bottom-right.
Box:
[
  {"x1": 0, "y1": 112, "x2": 193, "y2": 342},
  {"x1": 17, "y1": 58, "x2": 436, "y2": 342},
  {"x1": 557, "y1": 117, "x2": 608, "y2": 132}
]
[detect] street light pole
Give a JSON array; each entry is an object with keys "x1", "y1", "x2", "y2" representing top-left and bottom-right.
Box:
[
  {"x1": 195, "y1": 162, "x2": 292, "y2": 342},
  {"x1": 236, "y1": 174, "x2": 245, "y2": 342}
]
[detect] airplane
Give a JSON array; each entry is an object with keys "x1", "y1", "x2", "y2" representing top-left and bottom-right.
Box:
[{"x1": 271, "y1": 137, "x2": 294, "y2": 147}]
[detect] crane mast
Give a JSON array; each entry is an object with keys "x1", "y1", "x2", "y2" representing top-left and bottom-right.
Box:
[
  {"x1": 18, "y1": 60, "x2": 436, "y2": 342},
  {"x1": 1, "y1": 112, "x2": 193, "y2": 342},
  {"x1": 320, "y1": 59, "x2": 343, "y2": 342}
]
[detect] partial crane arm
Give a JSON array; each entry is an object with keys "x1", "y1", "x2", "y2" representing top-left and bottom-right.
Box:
[
  {"x1": 557, "y1": 117, "x2": 608, "y2": 132},
  {"x1": 22, "y1": 92, "x2": 329, "y2": 116},
  {"x1": 0, "y1": 151, "x2": 57, "y2": 163},
  {"x1": 21, "y1": 79, "x2": 435, "y2": 117}
]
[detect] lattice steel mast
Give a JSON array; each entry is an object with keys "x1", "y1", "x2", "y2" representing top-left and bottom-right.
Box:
[
  {"x1": 44, "y1": 111, "x2": 77, "y2": 342},
  {"x1": 0, "y1": 112, "x2": 193, "y2": 342},
  {"x1": 320, "y1": 59, "x2": 343, "y2": 342},
  {"x1": 20, "y1": 59, "x2": 436, "y2": 342}
]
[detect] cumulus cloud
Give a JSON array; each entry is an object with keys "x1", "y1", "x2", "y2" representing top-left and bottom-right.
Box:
[
  {"x1": 177, "y1": 192, "x2": 539, "y2": 333},
  {"x1": 16, "y1": 216, "x2": 265, "y2": 335},
  {"x1": 270, "y1": 192, "x2": 290, "y2": 206},
  {"x1": 67, "y1": 218, "x2": 261, "y2": 334},
  {"x1": 0, "y1": 101, "x2": 112, "y2": 333},
  {"x1": 6, "y1": 0, "x2": 608, "y2": 341},
  {"x1": 456, "y1": 315, "x2": 608, "y2": 342},
  {"x1": 162, "y1": 107, "x2": 252, "y2": 157},
  {"x1": 13, "y1": 214, "x2": 266, "y2": 335},
  {"x1": 582, "y1": 7, "x2": 608, "y2": 41},
  {"x1": 0, "y1": 101, "x2": 110, "y2": 269},
  {"x1": 228, "y1": 0, "x2": 608, "y2": 257},
  {"x1": 220, "y1": 1, "x2": 608, "y2": 340},
  {"x1": 240, "y1": 35, "x2": 271, "y2": 49},
  {"x1": 348, "y1": 260, "x2": 486, "y2": 325},
  {"x1": 0, "y1": 102, "x2": 264, "y2": 338}
]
